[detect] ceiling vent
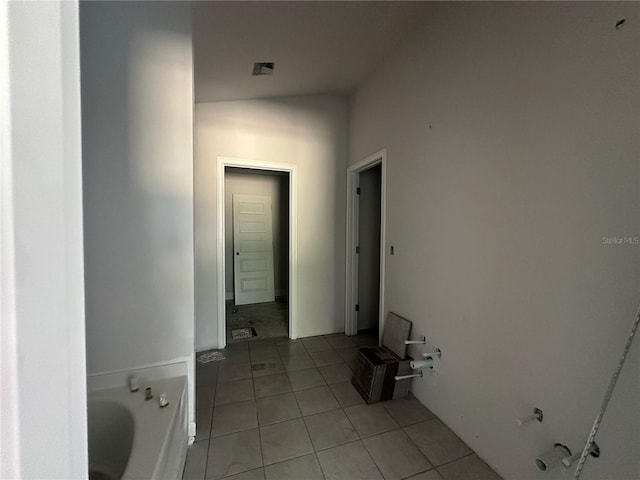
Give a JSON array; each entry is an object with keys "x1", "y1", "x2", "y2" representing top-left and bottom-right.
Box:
[{"x1": 252, "y1": 62, "x2": 274, "y2": 76}]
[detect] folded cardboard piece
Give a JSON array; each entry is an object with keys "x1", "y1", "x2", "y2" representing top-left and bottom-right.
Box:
[{"x1": 351, "y1": 312, "x2": 413, "y2": 404}]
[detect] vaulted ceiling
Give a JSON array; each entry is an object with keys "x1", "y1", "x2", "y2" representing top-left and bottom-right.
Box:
[{"x1": 192, "y1": 1, "x2": 430, "y2": 103}]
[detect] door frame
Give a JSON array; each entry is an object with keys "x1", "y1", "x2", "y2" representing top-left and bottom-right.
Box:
[
  {"x1": 345, "y1": 149, "x2": 387, "y2": 337},
  {"x1": 216, "y1": 156, "x2": 297, "y2": 349}
]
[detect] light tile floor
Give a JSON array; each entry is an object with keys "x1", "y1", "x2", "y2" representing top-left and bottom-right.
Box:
[{"x1": 186, "y1": 333, "x2": 503, "y2": 480}]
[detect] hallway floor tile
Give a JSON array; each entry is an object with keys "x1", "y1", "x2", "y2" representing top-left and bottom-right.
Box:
[{"x1": 187, "y1": 332, "x2": 502, "y2": 480}]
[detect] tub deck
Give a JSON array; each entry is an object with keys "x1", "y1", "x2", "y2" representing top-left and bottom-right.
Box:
[{"x1": 89, "y1": 376, "x2": 187, "y2": 480}]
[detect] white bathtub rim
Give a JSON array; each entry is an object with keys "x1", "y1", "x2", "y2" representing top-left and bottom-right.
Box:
[{"x1": 88, "y1": 375, "x2": 187, "y2": 480}]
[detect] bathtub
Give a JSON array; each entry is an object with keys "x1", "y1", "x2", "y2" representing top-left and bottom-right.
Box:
[{"x1": 88, "y1": 376, "x2": 188, "y2": 480}]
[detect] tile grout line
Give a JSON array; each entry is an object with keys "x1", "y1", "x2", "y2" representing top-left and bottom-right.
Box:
[
  {"x1": 204, "y1": 365, "x2": 218, "y2": 480},
  {"x1": 307, "y1": 404, "x2": 362, "y2": 453},
  {"x1": 251, "y1": 373, "x2": 266, "y2": 476},
  {"x1": 361, "y1": 436, "x2": 388, "y2": 480},
  {"x1": 330, "y1": 339, "x2": 439, "y2": 479},
  {"x1": 295, "y1": 386, "x2": 325, "y2": 479},
  {"x1": 209, "y1": 405, "x2": 345, "y2": 437},
  {"x1": 400, "y1": 417, "x2": 475, "y2": 475},
  {"x1": 207, "y1": 397, "x2": 469, "y2": 478},
  {"x1": 399, "y1": 415, "x2": 440, "y2": 464},
  {"x1": 194, "y1": 333, "x2": 410, "y2": 480},
  {"x1": 298, "y1": 343, "x2": 358, "y2": 480},
  {"x1": 289, "y1": 357, "x2": 331, "y2": 480},
  {"x1": 434, "y1": 451, "x2": 476, "y2": 471},
  {"x1": 405, "y1": 466, "x2": 439, "y2": 479}
]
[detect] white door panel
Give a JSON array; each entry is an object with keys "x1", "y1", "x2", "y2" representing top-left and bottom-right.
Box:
[{"x1": 233, "y1": 194, "x2": 275, "y2": 305}]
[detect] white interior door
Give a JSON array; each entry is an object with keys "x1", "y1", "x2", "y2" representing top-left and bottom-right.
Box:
[{"x1": 233, "y1": 194, "x2": 275, "y2": 305}]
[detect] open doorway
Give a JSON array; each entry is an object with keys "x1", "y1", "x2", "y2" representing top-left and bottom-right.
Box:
[
  {"x1": 345, "y1": 149, "x2": 387, "y2": 338},
  {"x1": 216, "y1": 157, "x2": 298, "y2": 349},
  {"x1": 357, "y1": 164, "x2": 381, "y2": 336},
  {"x1": 224, "y1": 167, "x2": 289, "y2": 344}
]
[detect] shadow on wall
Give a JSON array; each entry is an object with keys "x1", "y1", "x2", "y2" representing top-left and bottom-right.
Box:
[{"x1": 81, "y1": 0, "x2": 194, "y2": 380}]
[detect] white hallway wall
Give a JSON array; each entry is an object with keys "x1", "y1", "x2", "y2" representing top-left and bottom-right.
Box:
[
  {"x1": 195, "y1": 95, "x2": 348, "y2": 350},
  {"x1": 350, "y1": 3, "x2": 639, "y2": 480},
  {"x1": 81, "y1": 0, "x2": 195, "y2": 420}
]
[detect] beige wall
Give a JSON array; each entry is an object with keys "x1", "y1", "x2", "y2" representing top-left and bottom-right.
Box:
[
  {"x1": 350, "y1": 3, "x2": 639, "y2": 480},
  {"x1": 195, "y1": 95, "x2": 348, "y2": 350},
  {"x1": 225, "y1": 169, "x2": 289, "y2": 299}
]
